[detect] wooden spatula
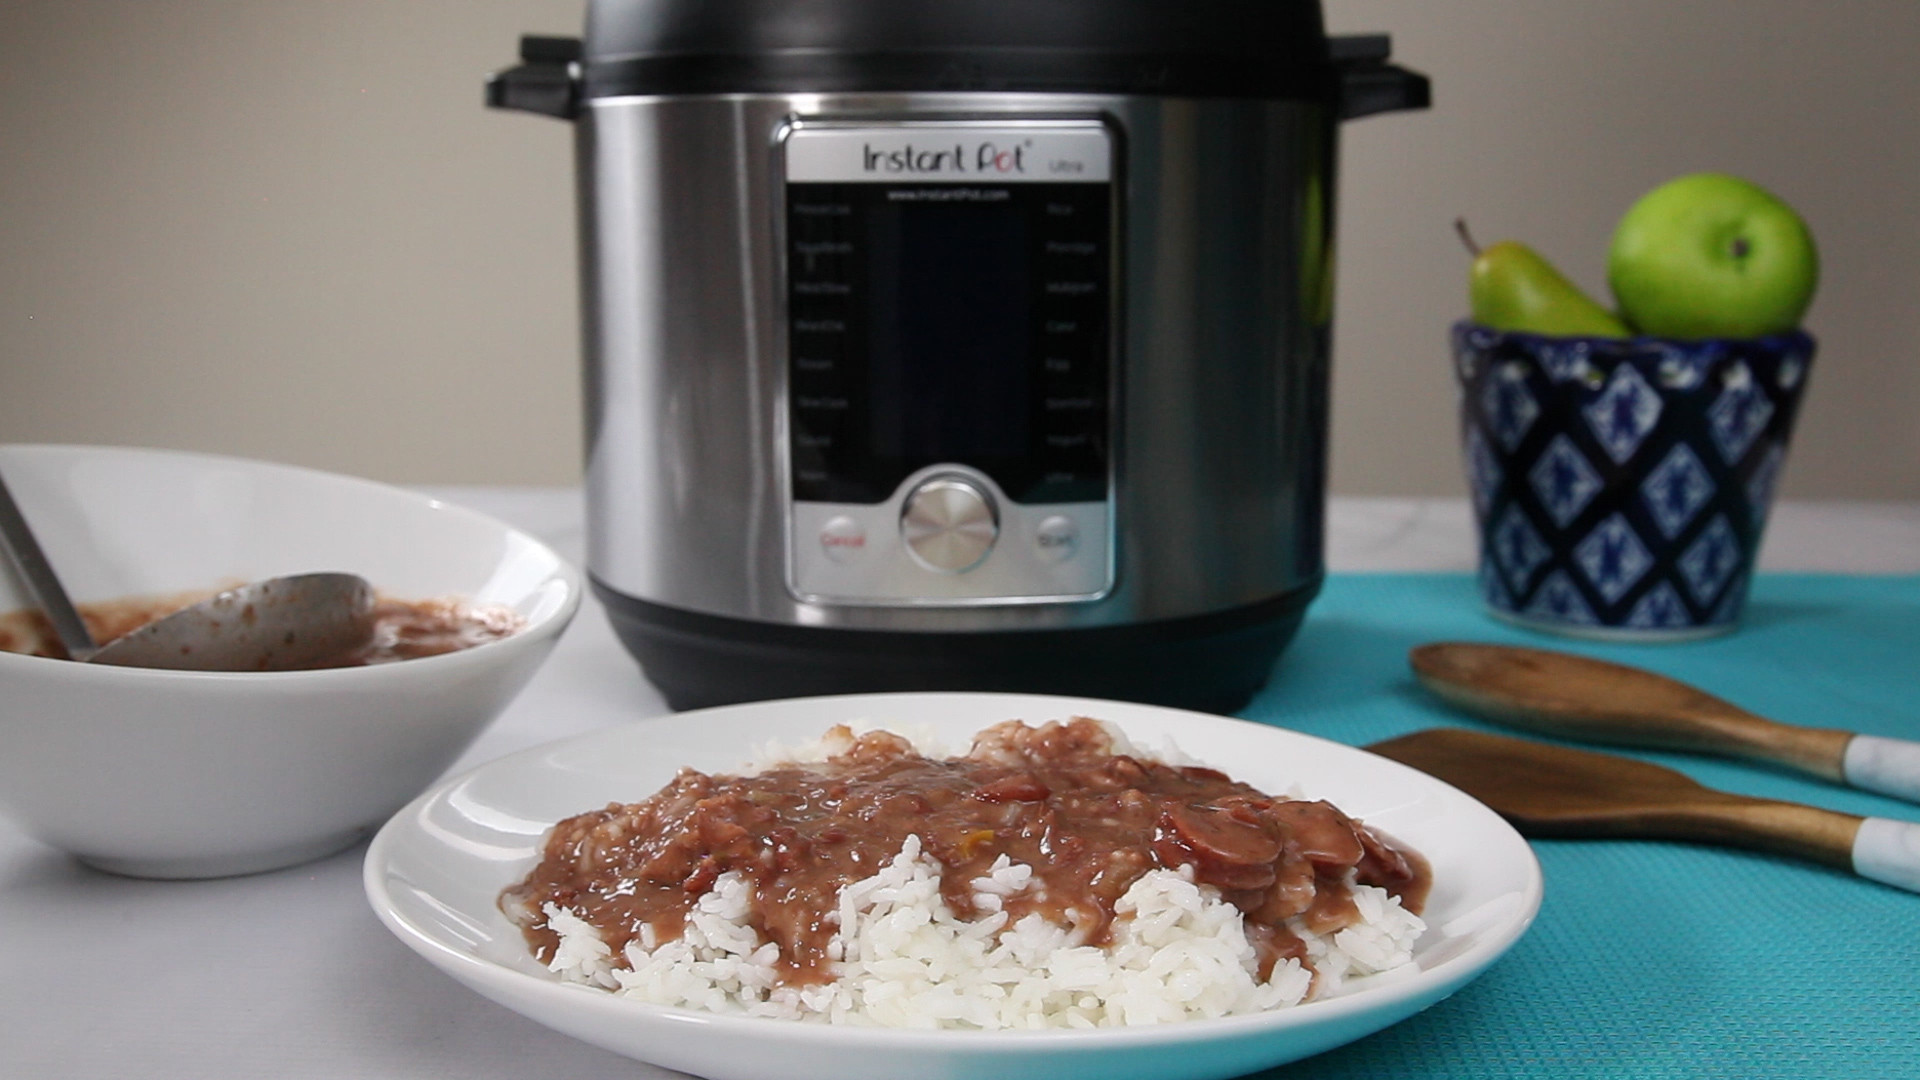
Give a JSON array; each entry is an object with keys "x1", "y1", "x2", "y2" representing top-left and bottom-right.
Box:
[
  {"x1": 1409, "y1": 642, "x2": 1920, "y2": 805},
  {"x1": 1368, "y1": 728, "x2": 1920, "y2": 894}
]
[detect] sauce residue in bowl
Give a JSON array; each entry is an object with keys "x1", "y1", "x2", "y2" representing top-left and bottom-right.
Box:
[
  {"x1": 335, "y1": 597, "x2": 526, "y2": 667},
  {"x1": 0, "y1": 591, "x2": 524, "y2": 668}
]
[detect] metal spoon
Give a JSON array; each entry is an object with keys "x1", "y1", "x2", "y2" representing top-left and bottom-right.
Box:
[
  {"x1": 0, "y1": 469, "x2": 376, "y2": 671},
  {"x1": 88, "y1": 572, "x2": 378, "y2": 671},
  {"x1": 0, "y1": 469, "x2": 99, "y2": 660}
]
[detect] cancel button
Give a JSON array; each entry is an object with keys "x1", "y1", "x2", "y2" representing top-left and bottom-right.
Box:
[{"x1": 819, "y1": 515, "x2": 867, "y2": 563}]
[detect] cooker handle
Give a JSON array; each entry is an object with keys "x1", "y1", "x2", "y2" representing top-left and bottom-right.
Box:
[
  {"x1": 1330, "y1": 34, "x2": 1431, "y2": 121},
  {"x1": 486, "y1": 35, "x2": 583, "y2": 120}
]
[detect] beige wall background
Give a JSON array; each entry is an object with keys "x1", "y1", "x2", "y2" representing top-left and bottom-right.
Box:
[{"x1": 2, "y1": 1, "x2": 1916, "y2": 498}]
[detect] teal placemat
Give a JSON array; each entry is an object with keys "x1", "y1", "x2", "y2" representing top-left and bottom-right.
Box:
[{"x1": 1239, "y1": 573, "x2": 1920, "y2": 1080}]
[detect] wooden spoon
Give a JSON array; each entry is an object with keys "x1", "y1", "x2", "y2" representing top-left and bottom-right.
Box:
[
  {"x1": 1368, "y1": 728, "x2": 1920, "y2": 894},
  {"x1": 1409, "y1": 642, "x2": 1920, "y2": 805}
]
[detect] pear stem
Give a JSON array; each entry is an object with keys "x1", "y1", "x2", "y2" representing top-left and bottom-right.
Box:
[{"x1": 1454, "y1": 218, "x2": 1482, "y2": 257}]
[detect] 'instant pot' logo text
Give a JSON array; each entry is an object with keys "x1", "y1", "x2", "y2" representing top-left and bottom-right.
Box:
[{"x1": 862, "y1": 140, "x2": 1030, "y2": 175}]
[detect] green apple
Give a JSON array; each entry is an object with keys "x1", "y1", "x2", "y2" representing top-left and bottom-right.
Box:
[
  {"x1": 1607, "y1": 173, "x2": 1818, "y2": 339},
  {"x1": 1459, "y1": 220, "x2": 1629, "y2": 337}
]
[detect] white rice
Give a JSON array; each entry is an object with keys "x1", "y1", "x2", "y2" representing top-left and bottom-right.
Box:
[
  {"x1": 538, "y1": 841, "x2": 1424, "y2": 1028},
  {"x1": 745, "y1": 717, "x2": 1199, "y2": 772}
]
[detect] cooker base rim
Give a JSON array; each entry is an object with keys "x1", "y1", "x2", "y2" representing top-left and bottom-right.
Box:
[{"x1": 592, "y1": 578, "x2": 1322, "y2": 715}]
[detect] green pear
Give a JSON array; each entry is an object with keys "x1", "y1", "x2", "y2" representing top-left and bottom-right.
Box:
[{"x1": 1459, "y1": 220, "x2": 1630, "y2": 338}]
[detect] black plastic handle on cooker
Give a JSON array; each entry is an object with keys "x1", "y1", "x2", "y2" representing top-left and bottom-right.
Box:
[
  {"x1": 486, "y1": 35, "x2": 584, "y2": 120},
  {"x1": 1330, "y1": 33, "x2": 1430, "y2": 120}
]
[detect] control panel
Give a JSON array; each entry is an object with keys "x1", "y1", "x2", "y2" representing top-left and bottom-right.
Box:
[{"x1": 781, "y1": 119, "x2": 1117, "y2": 605}]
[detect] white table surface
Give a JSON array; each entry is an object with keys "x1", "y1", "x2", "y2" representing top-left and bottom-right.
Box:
[{"x1": 3, "y1": 492, "x2": 1914, "y2": 1078}]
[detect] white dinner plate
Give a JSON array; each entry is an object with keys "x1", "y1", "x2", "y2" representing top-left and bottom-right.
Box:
[{"x1": 365, "y1": 692, "x2": 1542, "y2": 1080}]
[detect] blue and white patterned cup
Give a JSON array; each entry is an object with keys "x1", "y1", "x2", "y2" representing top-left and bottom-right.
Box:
[{"x1": 1451, "y1": 322, "x2": 1815, "y2": 640}]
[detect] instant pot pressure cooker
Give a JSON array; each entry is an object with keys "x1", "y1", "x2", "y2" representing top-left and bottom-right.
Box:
[{"x1": 490, "y1": 0, "x2": 1428, "y2": 712}]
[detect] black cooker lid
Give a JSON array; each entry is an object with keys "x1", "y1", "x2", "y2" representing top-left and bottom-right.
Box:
[
  {"x1": 579, "y1": 0, "x2": 1327, "y2": 98},
  {"x1": 489, "y1": 0, "x2": 1429, "y2": 119}
]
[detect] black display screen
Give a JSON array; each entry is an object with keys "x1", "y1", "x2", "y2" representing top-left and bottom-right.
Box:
[
  {"x1": 866, "y1": 194, "x2": 1032, "y2": 463},
  {"x1": 787, "y1": 181, "x2": 1110, "y2": 505}
]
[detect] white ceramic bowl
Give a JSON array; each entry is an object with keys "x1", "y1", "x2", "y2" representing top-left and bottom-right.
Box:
[
  {"x1": 0, "y1": 444, "x2": 582, "y2": 878},
  {"x1": 368, "y1": 692, "x2": 1543, "y2": 1080}
]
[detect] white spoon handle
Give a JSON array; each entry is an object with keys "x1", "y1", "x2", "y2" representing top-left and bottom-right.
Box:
[
  {"x1": 1851, "y1": 816, "x2": 1920, "y2": 893},
  {"x1": 1842, "y1": 735, "x2": 1920, "y2": 805}
]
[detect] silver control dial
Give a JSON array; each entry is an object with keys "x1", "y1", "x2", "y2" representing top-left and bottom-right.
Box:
[{"x1": 900, "y1": 475, "x2": 999, "y2": 573}]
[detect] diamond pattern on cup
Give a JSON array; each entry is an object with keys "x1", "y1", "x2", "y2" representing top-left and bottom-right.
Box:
[
  {"x1": 1491, "y1": 504, "x2": 1552, "y2": 593},
  {"x1": 1708, "y1": 362, "x2": 1775, "y2": 465},
  {"x1": 1746, "y1": 442, "x2": 1785, "y2": 513},
  {"x1": 1524, "y1": 571, "x2": 1597, "y2": 625},
  {"x1": 1711, "y1": 570, "x2": 1749, "y2": 624},
  {"x1": 1465, "y1": 426, "x2": 1502, "y2": 517},
  {"x1": 1454, "y1": 324, "x2": 1813, "y2": 639},
  {"x1": 1677, "y1": 514, "x2": 1742, "y2": 606},
  {"x1": 1624, "y1": 580, "x2": 1693, "y2": 630},
  {"x1": 1654, "y1": 341, "x2": 1714, "y2": 390},
  {"x1": 1527, "y1": 433, "x2": 1603, "y2": 528},
  {"x1": 1452, "y1": 343, "x2": 1479, "y2": 384},
  {"x1": 1534, "y1": 339, "x2": 1594, "y2": 383},
  {"x1": 1582, "y1": 364, "x2": 1663, "y2": 464},
  {"x1": 1479, "y1": 558, "x2": 1515, "y2": 613},
  {"x1": 1481, "y1": 361, "x2": 1540, "y2": 450},
  {"x1": 1458, "y1": 323, "x2": 1500, "y2": 354},
  {"x1": 1640, "y1": 442, "x2": 1716, "y2": 539},
  {"x1": 1573, "y1": 512, "x2": 1653, "y2": 604}
]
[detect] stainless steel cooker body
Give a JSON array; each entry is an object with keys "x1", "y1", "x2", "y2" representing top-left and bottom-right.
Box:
[
  {"x1": 580, "y1": 91, "x2": 1335, "y2": 635},
  {"x1": 488, "y1": 10, "x2": 1428, "y2": 711}
]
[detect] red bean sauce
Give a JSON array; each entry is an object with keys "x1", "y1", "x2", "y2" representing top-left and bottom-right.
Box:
[
  {"x1": 322, "y1": 597, "x2": 523, "y2": 667},
  {"x1": 502, "y1": 718, "x2": 1429, "y2": 987}
]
